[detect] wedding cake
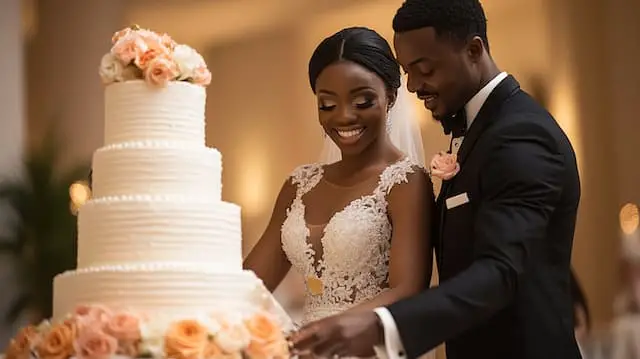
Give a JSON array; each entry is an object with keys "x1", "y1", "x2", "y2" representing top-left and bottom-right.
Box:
[{"x1": 4, "y1": 26, "x2": 291, "y2": 359}]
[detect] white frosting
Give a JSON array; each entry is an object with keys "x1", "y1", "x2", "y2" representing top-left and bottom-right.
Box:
[
  {"x1": 52, "y1": 264, "x2": 260, "y2": 319},
  {"x1": 50, "y1": 80, "x2": 271, "y2": 323},
  {"x1": 77, "y1": 196, "x2": 242, "y2": 269},
  {"x1": 91, "y1": 141, "x2": 221, "y2": 199},
  {"x1": 104, "y1": 80, "x2": 206, "y2": 146}
]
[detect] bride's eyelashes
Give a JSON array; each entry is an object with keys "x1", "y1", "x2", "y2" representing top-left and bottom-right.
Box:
[
  {"x1": 355, "y1": 97, "x2": 375, "y2": 109},
  {"x1": 318, "y1": 96, "x2": 376, "y2": 112},
  {"x1": 318, "y1": 102, "x2": 336, "y2": 111}
]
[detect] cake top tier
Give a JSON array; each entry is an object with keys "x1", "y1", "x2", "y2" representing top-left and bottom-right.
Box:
[{"x1": 99, "y1": 25, "x2": 211, "y2": 89}]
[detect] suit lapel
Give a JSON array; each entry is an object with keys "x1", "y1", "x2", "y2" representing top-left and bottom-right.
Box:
[
  {"x1": 456, "y1": 75, "x2": 521, "y2": 166},
  {"x1": 435, "y1": 76, "x2": 521, "y2": 267}
]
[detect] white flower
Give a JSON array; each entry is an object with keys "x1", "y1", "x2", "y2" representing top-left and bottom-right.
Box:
[
  {"x1": 172, "y1": 44, "x2": 205, "y2": 80},
  {"x1": 214, "y1": 323, "x2": 251, "y2": 353},
  {"x1": 99, "y1": 53, "x2": 124, "y2": 84},
  {"x1": 138, "y1": 320, "x2": 166, "y2": 358},
  {"x1": 192, "y1": 314, "x2": 221, "y2": 335}
]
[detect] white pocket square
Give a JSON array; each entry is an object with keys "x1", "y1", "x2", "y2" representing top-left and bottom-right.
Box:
[{"x1": 446, "y1": 192, "x2": 470, "y2": 210}]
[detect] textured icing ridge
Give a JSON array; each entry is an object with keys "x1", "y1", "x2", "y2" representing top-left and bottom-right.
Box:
[
  {"x1": 53, "y1": 266, "x2": 259, "y2": 318},
  {"x1": 77, "y1": 198, "x2": 242, "y2": 268},
  {"x1": 104, "y1": 80, "x2": 206, "y2": 146},
  {"x1": 91, "y1": 143, "x2": 221, "y2": 199}
]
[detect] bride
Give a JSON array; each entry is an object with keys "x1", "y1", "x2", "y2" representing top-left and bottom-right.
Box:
[{"x1": 243, "y1": 27, "x2": 434, "y2": 357}]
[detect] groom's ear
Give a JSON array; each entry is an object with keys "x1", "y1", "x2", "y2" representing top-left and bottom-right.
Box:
[{"x1": 466, "y1": 36, "x2": 486, "y2": 62}]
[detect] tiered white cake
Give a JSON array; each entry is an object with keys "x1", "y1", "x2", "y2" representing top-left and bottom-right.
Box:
[
  {"x1": 4, "y1": 26, "x2": 291, "y2": 359},
  {"x1": 52, "y1": 80, "x2": 261, "y2": 318}
]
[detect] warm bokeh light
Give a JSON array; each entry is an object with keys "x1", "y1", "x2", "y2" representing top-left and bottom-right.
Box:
[
  {"x1": 236, "y1": 152, "x2": 270, "y2": 218},
  {"x1": 69, "y1": 181, "x2": 91, "y2": 208},
  {"x1": 549, "y1": 74, "x2": 583, "y2": 179},
  {"x1": 620, "y1": 203, "x2": 639, "y2": 235}
]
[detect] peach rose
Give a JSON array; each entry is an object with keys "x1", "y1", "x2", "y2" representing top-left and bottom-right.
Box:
[
  {"x1": 137, "y1": 29, "x2": 176, "y2": 50},
  {"x1": 192, "y1": 66, "x2": 212, "y2": 87},
  {"x1": 73, "y1": 327, "x2": 118, "y2": 359},
  {"x1": 244, "y1": 338, "x2": 289, "y2": 359},
  {"x1": 134, "y1": 48, "x2": 167, "y2": 71},
  {"x1": 5, "y1": 325, "x2": 38, "y2": 359},
  {"x1": 164, "y1": 319, "x2": 209, "y2": 359},
  {"x1": 429, "y1": 151, "x2": 460, "y2": 180},
  {"x1": 35, "y1": 321, "x2": 77, "y2": 359},
  {"x1": 144, "y1": 56, "x2": 178, "y2": 87},
  {"x1": 111, "y1": 28, "x2": 132, "y2": 44},
  {"x1": 104, "y1": 311, "x2": 141, "y2": 342},
  {"x1": 160, "y1": 33, "x2": 177, "y2": 49},
  {"x1": 74, "y1": 305, "x2": 112, "y2": 328},
  {"x1": 244, "y1": 313, "x2": 289, "y2": 359},
  {"x1": 111, "y1": 32, "x2": 148, "y2": 64},
  {"x1": 244, "y1": 313, "x2": 281, "y2": 343}
]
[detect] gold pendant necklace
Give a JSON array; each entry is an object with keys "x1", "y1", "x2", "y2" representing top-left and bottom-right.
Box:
[{"x1": 306, "y1": 276, "x2": 323, "y2": 296}]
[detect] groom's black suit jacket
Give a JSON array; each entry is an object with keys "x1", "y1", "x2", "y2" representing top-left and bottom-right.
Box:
[{"x1": 387, "y1": 76, "x2": 582, "y2": 359}]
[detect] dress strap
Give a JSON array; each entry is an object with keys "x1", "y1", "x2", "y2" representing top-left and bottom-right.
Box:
[
  {"x1": 375, "y1": 157, "x2": 425, "y2": 197},
  {"x1": 289, "y1": 163, "x2": 324, "y2": 199}
]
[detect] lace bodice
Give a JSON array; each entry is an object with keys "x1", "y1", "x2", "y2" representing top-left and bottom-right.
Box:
[{"x1": 281, "y1": 157, "x2": 421, "y2": 324}]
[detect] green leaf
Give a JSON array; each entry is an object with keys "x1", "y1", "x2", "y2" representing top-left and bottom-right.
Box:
[{"x1": 0, "y1": 123, "x2": 89, "y2": 325}]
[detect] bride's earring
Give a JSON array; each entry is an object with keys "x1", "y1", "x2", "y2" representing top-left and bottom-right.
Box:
[{"x1": 385, "y1": 110, "x2": 392, "y2": 134}]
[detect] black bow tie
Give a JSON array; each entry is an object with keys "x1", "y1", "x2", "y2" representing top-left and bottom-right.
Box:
[{"x1": 441, "y1": 108, "x2": 467, "y2": 137}]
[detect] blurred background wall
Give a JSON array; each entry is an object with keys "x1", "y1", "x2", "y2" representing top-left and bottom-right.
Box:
[{"x1": 1, "y1": 0, "x2": 639, "y2": 354}]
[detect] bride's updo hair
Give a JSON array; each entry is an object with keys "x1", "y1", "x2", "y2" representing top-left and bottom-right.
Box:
[{"x1": 308, "y1": 27, "x2": 401, "y2": 96}]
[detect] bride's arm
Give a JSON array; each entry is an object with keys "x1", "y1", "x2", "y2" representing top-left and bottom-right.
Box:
[
  {"x1": 348, "y1": 169, "x2": 435, "y2": 312},
  {"x1": 243, "y1": 178, "x2": 296, "y2": 292}
]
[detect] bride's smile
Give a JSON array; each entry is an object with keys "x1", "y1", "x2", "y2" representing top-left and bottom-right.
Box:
[{"x1": 334, "y1": 126, "x2": 366, "y2": 145}]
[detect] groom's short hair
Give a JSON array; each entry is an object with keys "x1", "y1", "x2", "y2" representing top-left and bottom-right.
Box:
[{"x1": 392, "y1": 0, "x2": 490, "y2": 52}]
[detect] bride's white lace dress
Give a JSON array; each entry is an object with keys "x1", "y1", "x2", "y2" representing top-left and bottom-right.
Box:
[{"x1": 280, "y1": 157, "x2": 428, "y2": 357}]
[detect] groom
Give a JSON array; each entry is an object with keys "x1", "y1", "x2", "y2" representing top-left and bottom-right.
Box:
[{"x1": 291, "y1": 0, "x2": 582, "y2": 358}]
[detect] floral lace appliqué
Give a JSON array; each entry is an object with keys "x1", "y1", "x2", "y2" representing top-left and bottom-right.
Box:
[{"x1": 280, "y1": 158, "x2": 421, "y2": 324}]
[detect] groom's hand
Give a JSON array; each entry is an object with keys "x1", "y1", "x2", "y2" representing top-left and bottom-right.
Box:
[{"x1": 290, "y1": 310, "x2": 383, "y2": 358}]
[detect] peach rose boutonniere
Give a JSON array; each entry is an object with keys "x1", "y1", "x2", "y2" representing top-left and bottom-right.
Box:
[
  {"x1": 244, "y1": 313, "x2": 289, "y2": 359},
  {"x1": 429, "y1": 151, "x2": 460, "y2": 180}
]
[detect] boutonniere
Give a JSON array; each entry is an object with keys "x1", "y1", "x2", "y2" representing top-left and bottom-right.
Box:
[{"x1": 429, "y1": 151, "x2": 460, "y2": 180}]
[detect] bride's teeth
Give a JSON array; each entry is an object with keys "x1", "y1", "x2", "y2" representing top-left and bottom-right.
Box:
[{"x1": 337, "y1": 129, "x2": 363, "y2": 138}]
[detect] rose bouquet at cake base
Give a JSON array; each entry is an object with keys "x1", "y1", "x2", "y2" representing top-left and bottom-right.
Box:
[
  {"x1": 3, "y1": 25, "x2": 293, "y2": 359},
  {"x1": 5, "y1": 304, "x2": 289, "y2": 359}
]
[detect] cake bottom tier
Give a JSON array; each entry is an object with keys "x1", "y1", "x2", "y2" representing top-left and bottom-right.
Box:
[{"x1": 52, "y1": 263, "x2": 262, "y2": 319}]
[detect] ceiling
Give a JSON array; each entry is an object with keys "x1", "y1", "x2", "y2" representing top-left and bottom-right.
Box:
[{"x1": 125, "y1": 0, "x2": 373, "y2": 48}]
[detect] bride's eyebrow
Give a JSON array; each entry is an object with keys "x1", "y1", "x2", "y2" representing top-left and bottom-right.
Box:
[
  {"x1": 316, "y1": 86, "x2": 375, "y2": 96},
  {"x1": 349, "y1": 86, "x2": 375, "y2": 94},
  {"x1": 317, "y1": 89, "x2": 337, "y2": 96}
]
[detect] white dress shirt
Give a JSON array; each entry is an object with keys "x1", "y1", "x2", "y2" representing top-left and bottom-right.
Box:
[{"x1": 373, "y1": 71, "x2": 509, "y2": 359}]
